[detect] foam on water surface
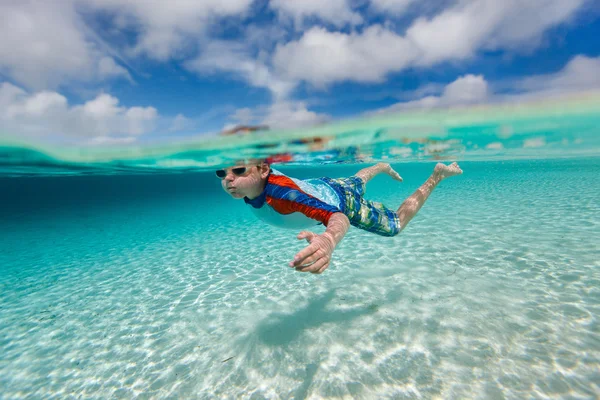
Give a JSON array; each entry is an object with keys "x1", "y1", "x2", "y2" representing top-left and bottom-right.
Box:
[{"x1": 1, "y1": 92, "x2": 600, "y2": 176}]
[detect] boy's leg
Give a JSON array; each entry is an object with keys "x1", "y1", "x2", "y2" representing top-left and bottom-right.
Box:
[
  {"x1": 355, "y1": 162, "x2": 403, "y2": 185},
  {"x1": 396, "y1": 162, "x2": 462, "y2": 231}
]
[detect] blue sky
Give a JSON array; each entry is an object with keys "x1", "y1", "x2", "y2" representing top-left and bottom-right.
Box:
[{"x1": 1, "y1": 0, "x2": 599, "y2": 146}]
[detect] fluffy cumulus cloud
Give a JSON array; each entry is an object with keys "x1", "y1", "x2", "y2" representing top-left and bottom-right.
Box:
[
  {"x1": 442, "y1": 74, "x2": 490, "y2": 104},
  {"x1": 273, "y1": 0, "x2": 588, "y2": 87},
  {"x1": 186, "y1": 40, "x2": 296, "y2": 100},
  {"x1": 371, "y1": 54, "x2": 600, "y2": 115},
  {"x1": 273, "y1": 25, "x2": 415, "y2": 87},
  {"x1": 82, "y1": 0, "x2": 255, "y2": 60},
  {"x1": 227, "y1": 101, "x2": 330, "y2": 130},
  {"x1": 0, "y1": 83, "x2": 157, "y2": 143},
  {"x1": 0, "y1": 0, "x2": 131, "y2": 90},
  {"x1": 406, "y1": 0, "x2": 586, "y2": 65},
  {"x1": 263, "y1": 102, "x2": 330, "y2": 129},
  {"x1": 371, "y1": 74, "x2": 489, "y2": 114},
  {"x1": 517, "y1": 55, "x2": 600, "y2": 95}
]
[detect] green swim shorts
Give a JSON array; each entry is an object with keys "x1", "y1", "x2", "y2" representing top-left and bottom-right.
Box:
[{"x1": 319, "y1": 176, "x2": 402, "y2": 237}]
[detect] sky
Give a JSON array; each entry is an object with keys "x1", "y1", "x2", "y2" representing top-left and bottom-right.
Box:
[{"x1": 1, "y1": 0, "x2": 599, "y2": 146}]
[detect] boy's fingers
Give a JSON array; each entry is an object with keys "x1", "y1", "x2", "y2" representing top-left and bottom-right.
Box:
[
  {"x1": 310, "y1": 258, "x2": 328, "y2": 273},
  {"x1": 296, "y1": 231, "x2": 315, "y2": 242},
  {"x1": 314, "y1": 262, "x2": 330, "y2": 274},
  {"x1": 290, "y1": 243, "x2": 318, "y2": 267},
  {"x1": 296, "y1": 251, "x2": 321, "y2": 267},
  {"x1": 299, "y1": 257, "x2": 327, "y2": 273}
]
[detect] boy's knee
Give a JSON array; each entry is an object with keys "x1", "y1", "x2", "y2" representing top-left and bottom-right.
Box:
[
  {"x1": 374, "y1": 226, "x2": 401, "y2": 237},
  {"x1": 390, "y1": 227, "x2": 402, "y2": 237},
  {"x1": 353, "y1": 174, "x2": 367, "y2": 188}
]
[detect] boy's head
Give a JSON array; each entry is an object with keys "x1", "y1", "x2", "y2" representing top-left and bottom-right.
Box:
[{"x1": 216, "y1": 160, "x2": 270, "y2": 199}]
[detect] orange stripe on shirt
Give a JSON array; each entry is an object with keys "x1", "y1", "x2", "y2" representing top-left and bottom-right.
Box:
[
  {"x1": 266, "y1": 196, "x2": 334, "y2": 226},
  {"x1": 268, "y1": 174, "x2": 302, "y2": 190}
]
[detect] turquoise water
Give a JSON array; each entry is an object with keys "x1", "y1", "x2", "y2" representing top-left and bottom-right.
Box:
[
  {"x1": 1, "y1": 98, "x2": 600, "y2": 398},
  {"x1": 2, "y1": 160, "x2": 599, "y2": 398}
]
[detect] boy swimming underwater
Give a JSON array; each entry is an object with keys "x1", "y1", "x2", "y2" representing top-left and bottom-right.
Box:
[{"x1": 216, "y1": 161, "x2": 462, "y2": 274}]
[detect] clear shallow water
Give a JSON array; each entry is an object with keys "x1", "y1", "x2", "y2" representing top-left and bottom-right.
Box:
[{"x1": 1, "y1": 158, "x2": 599, "y2": 399}]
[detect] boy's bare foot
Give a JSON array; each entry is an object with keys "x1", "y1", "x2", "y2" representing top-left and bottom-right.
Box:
[
  {"x1": 433, "y1": 162, "x2": 463, "y2": 180},
  {"x1": 378, "y1": 162, "x2": 403, "y2": 182}
]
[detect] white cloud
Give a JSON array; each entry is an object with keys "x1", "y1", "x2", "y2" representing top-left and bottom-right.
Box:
[
  {"x1": 263, "y1": 102, "x2": 331, "y2": 129},
  {"x1": 371, "y1": 74, "x2": 489, "y2": 114},
  {"x1": 226, "y1": 101, "x2": 330, "y2": 130},
  {"x1": 84, "y1": 0, "x2": 255, "y2": 60},
  {"x1": 0, "y1": 83, "x2": 157, "y2": 142},
  {"x1": 273, "y1": 0, "x2": 588, "y2": 87},
  {"x1": 406, "y1": 0, "x2": 586, "y2": 65},
  {"x1": 169, "y1": 113, "x2": 193, "y2": 132},
  {"x1": 69, "y1": 93, "x2": 157, "y2": 137},
  {"x1": 0, "y1": 83, "x2": 27, "y2": 110},
  {"x1": 6, "y1": 91, "x2": 68, "y2": 119},
  {"x1": 98, "y1": 57, "x2": 132, "y2": 81},
  {"x1": 273, "y1": 25, "x2": 415, "y2": 87},
  {"x1": 369, "y1": 53, "x2": 599, "y2": 115},
  {"x1": 230, "y1": 108, "x2": 256, "y2": 126},
  {"x1": 0, "y1": 1, "x2": 94, "y2": 89},
  {"x1": 80, "y1": 94, "x2": 121, "y2": 119},
  {"x1": 0, "y1": 1, "x2": 134, "y2": 90},
  {"x1": 518, "y1": 55, "x2": 600, "y2": 94},
  {"x1": 371, "y1": 95, "x2": 439, "y2": 112},
  {"x1": 124, "y1": 106, "x2": 157, "y2": 135},
  {"x1": 270, "y1": 0, "x2": 362, "y2": 28},
  {"x1": 442, "y1": 74, "x2": 489, "y2": 104},
  {"x1": 186, "y1": 40, "x2": 295, "y2": 99}
]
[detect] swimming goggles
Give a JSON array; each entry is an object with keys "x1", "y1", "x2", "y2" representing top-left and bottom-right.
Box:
[{"x1": 215, "y1": 166, "x2": 250, "y2": 179}]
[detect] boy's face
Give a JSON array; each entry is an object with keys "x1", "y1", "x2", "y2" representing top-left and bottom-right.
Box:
[{"x1": 217, "y1": 163, "x2": 269, "y2": 199}]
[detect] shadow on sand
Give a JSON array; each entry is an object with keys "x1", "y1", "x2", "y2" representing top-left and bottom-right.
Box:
[{"x1": 255, "y1": 290, "x2": 379, "y2": 347}]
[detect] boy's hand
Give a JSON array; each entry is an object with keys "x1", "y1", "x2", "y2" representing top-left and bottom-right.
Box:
[{"x1": 289, "y1": 231, "x2": 336, "y2": 274}]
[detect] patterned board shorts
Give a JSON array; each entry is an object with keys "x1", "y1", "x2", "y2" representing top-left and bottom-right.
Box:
[{"x1": 320, "y1": 176, "x2": 402, "y2": 237}]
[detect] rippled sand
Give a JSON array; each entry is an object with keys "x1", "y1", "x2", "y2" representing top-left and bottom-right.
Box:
[{"x1": 1, "y1": 159, "x2": 598, "y2": 398}]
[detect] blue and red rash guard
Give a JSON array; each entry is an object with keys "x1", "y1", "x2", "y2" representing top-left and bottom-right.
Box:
[{"x1": 243, "y1": 169, "x2": 343, "y2": 229}]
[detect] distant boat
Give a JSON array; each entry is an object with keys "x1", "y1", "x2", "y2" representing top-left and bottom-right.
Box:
[{"x1": 220, "y1": 125, "x2": 269, "y2": 136}]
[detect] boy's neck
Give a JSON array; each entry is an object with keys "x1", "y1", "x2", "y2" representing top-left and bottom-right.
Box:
[{"x1": 245, "y1": 175, "x2": 268, "y2": 200}]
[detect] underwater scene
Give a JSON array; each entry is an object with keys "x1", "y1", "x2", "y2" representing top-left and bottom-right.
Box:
[{"x1": 1, "y1": 95, "x2": 599, "y2": 399}]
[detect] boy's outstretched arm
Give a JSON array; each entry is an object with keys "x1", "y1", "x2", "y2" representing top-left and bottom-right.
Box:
[{"x1": 289, "y1": 213, "x2": 350, "y2": 274}]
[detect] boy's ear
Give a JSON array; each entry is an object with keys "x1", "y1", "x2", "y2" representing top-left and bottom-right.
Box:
[{"x1": 259, "y1": 163, "x2": 270, "y2": 179}]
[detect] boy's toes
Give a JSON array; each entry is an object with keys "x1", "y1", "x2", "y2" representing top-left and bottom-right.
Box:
[
  {"x1": 435, "y1": 162, "x2": 463, "y2": 178},
  {"x1": 388, "y1": 168, "x2": 403, "y2": 181}
]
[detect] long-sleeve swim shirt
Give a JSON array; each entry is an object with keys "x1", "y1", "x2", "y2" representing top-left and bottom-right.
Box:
[{"x1": 243, "y1": 168, "x2": 342, "y2": 229}]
